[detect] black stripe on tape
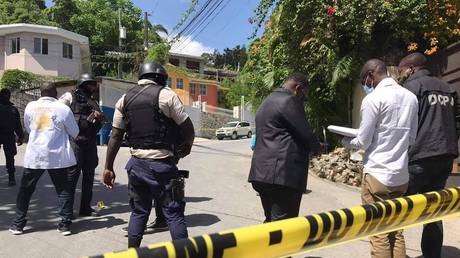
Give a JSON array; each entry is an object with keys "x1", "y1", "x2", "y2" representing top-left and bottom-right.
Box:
[
  {"x1": 209, "y1": 233, "x2": 237, "y2": 258},
  {"x1": 328, "y1": 210, "x2": 345, "y2": 242},
  {"x1": 385, "y1": 199, "x2": 402, "y2": 228},
  {"x1": 398, "y1": 197, "x2": 414, "y2": 226},
  {"x1": 173, "y1": 236, "x2": 207, "y2": 258},
  {"x1": 318, "y1": 213, "x2": 332, "y2": 240},
  {"x1": 269, "y1": 230, "x2": 283, "y2": 245},
  {"x1": 343, "y1": 208, "x2": 354, "y2": 227},
  {"x1": 303, "y1": 215, "x2": 320, "y2": 246},
  {"x1": 138, "y1": 246, "x2": 168, "y2": 258}
]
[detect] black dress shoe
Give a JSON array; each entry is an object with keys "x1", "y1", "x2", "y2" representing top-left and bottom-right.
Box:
[{"x1": 79, "y1": 208, "x2": 99, "y2": 217}]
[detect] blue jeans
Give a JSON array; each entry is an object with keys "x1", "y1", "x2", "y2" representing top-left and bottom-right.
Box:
[
  {"x1": 126, "y1": 157, "x2": 188, "y2": 245},
  {"x1": 13, "y1": 166, "x2": 78, "y2": 229},
  {"x1": 407, "y1": 155, "x2": 453, "y2": 258}
]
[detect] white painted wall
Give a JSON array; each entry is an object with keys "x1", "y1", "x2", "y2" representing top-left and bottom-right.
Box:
[
  {"x1": 2, "y1": 32, "x2": 85, "y2": 78},
  {"x1": 0, "y1": 36, "x2": 4, "y2": 72}
]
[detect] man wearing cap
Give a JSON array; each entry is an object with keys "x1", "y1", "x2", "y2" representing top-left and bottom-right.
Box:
[
  {"x1": 103, "y1": 61, "x2": 195, "y2": 247},
  {"x1": 60, "y1": 74, "x2": 104, "y2": 216}
]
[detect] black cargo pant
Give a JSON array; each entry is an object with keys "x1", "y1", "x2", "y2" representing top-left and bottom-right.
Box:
[
  {"x1": 126, "y1": 157, "x2": 187, "y2": 247},
  {"x1": 0, "y1": 134, "x2": 17, "y2": 176},
  {"x1": 71, "y1": 140, "x2": 98, "y2": 214},
  {"x1": 407, "y1": 155, "x2": 453, "y2": 258},
  {"x1": 252, "y1": 182, "x2": 303, "y2": 223}
]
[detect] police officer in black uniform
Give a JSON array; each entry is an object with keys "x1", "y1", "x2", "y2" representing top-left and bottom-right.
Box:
[
  {"x1": 103, "y1": 61, "x2": 195, "y2": 248},
  {"x1": 399, "y1": 52, "x2": 460, "y2": 258},
  {"x1": 0, "y1": 89, "x2": 24, "y2": 186},
  {"x1": 60, "y1": 74, "x2": 104, "y2": 216}
]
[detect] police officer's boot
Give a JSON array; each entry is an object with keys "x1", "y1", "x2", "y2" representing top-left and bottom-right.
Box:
[
  {"x1": 128, "y1": 238, "x2": 142, "y2": 248},
  {"x1": 8, "y1": 172, "x2": 16, "y2": 186}
]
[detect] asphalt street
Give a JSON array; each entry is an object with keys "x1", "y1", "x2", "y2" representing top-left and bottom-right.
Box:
[{"x1": 0, "y1": 138, "x2": 459, "y2": 258}]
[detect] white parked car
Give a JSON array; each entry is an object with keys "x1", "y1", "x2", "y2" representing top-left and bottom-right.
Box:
[{"x1": 215, "y1": 121, "x2": 253, "y2": 140}]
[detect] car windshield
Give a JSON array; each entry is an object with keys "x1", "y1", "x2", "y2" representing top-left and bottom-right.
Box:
[{"x1": 223, "y1": 122, "x2": 238, "y2": 128}]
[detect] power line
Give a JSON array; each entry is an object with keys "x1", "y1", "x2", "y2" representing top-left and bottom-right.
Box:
[
  {"x1": 173, "y1": 0, "x2": 215, "y2": 40},
  {"x1": 171, "y1": 0, "x2": 223, "y2": 51},
  {"x1": 172, "y1": 0, "x2": 226, "y2": 52},
  {"x1": 176, "y1": 0, "x2": 232, "y2": 53}
]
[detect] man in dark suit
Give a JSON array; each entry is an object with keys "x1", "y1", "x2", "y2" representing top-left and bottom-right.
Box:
[{"x1": 249, "y1": 72, "x2": 320, "y2": 222}]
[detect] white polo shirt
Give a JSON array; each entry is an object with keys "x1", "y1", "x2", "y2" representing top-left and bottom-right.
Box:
[
  {"x1": 342, "y1": 78, "x2": 418, "y2": 187},
  {"x1": 23, "y1": 97, "x2": 79, "y2": 169}
]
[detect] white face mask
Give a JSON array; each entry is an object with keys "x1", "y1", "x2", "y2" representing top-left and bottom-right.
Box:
[{"x1": 362, "y1": 75, "x2": 374, "y2": 95}]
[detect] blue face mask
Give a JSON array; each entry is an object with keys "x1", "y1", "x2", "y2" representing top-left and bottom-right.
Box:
[
  {"x1": 362, "y1": 75, "x2": 374, "y2": 95},
  {"x1": 362, "y1": 85, "x2": 374, "y2": 95}
]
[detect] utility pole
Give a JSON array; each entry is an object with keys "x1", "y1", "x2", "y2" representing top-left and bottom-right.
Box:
[
  {"x1": 241, "y1": 95, "x2": 245, "y2": 121},
  {"x1": 143, "y1": 12, "x2": 149, "y2": 51},
  {"x1": 118, "y1": 8, "x2": 122, "y2": 79}
]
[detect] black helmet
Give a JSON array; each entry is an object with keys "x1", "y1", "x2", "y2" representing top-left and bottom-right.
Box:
[
  {"x1": 77, "y1": 73, "x2": 97, "y2": 88},
  {"x1": 138, "y1": 62, "x2": 168, "y2": 84}
]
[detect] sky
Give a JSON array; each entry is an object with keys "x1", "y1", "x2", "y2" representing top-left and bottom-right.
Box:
[{"x1": 45, "y1": 0, "x2": 263, "y2": 56}]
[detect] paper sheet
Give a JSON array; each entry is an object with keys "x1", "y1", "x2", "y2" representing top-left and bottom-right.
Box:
[{"x1": 327, "y1": 125, "x2": 358, "y2": 138}]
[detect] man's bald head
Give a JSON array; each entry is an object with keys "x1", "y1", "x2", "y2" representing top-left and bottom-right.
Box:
[
  {"x1": 282, "y1": 72, "x2": 309, "y2": 99},
  {"x1": 360, "y1": 59, "x2": 388, "y2": 88},
  {"x1": 360, "y1": 59, "x2": 387, "y2": 79},
  {"x1": 399, "y1": 52, "x2": 426, "y2": 70},
  {"x1": 41, "y1": 82, "x2": 57, "y2": 98}
]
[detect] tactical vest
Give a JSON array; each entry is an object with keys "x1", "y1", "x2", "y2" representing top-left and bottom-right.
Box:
[
  {"x1": 123, "y1": 84, "x2": 178, "y2": 151},
  {"x1": 71, "y1": 89, "x2": 102, "y2": 141}
]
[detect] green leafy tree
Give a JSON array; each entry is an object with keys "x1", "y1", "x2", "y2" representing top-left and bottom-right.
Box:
[
  {"x1": 0, "y1": 70, "x2": 38, "y2": 91},
  {"x1": 202, "y1": 45, "x2": 248, "y2": 71},
  {"x1": 148, "y1": 23, "x2": 168, "y2": 44},
  {"x1": 223, "y1": 76, "x2": 253, "y2": 108},
  {"x1": 243, "y1": 0, "x2": 460, "y2": 145},
  {"x1": 70, "y1": 0, "x2": 144, "y2": 55},
  {"x1": 145, "y1": 42, "x2": 171, "y2": 65},
  {"x1": 0, "y1": 0, "x2": 55, "y2": 25},
  {"x1": 49, "y1": 0, "x2": 79, "y2": 31}
]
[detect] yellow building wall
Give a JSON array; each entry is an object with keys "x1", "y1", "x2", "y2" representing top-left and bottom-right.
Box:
[{"x1": 166, "y1": 67, "x2": 191, "y2": 106}]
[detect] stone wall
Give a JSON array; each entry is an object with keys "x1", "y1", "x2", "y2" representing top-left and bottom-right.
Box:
[{"x1": 199, "y1": 112, "x2": 234, "y2": 139}]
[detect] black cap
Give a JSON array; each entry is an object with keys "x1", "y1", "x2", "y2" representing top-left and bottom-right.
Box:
[
  {"x1": 77, "y1": 73, "x2": 97, "y2": 88},
  {"x1": 138, "y1": 62, "x2": 168, "y2": 82}
]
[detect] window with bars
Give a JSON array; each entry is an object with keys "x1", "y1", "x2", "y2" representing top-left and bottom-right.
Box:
[
  {"x1": 34, "y1": 38, "x2": 48, "y2": 55},
  {"x1": 176, "y1": 78, "x2": 184, "y2": 89},
  {"x1": 11, "y1": 38, "x2": 20, "y2": 54},
  {"x1": 63, "y1": 42, "x2": 73, "y2": 59}
]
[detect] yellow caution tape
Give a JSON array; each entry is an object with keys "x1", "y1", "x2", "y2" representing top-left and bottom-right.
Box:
[{"x1": 86, "y1": 187, "x2": 460, "y2": 258}]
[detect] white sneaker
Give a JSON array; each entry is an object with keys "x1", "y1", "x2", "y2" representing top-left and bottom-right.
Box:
[
  {"x1": 9, "y1": 227, "x2": 23, "y2": 235},
  {"x1": 57, "y1": 226, "x2": 71, "y2": 236}
]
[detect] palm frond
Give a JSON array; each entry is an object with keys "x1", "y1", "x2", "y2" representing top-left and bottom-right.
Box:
[{"x1": 330, "y1": 55, "x2": 354, "y2": 87}]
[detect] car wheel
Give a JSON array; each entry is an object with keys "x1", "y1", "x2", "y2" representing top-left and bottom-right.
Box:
[
  {"x1": 217, "y1": 137, "x2": 223, "y2": 140},
  {"x1": 231, "y1": 132, "x2": 238, "y2": 140},
  {"x1": 247, "y1": 131, "x2": 252, "y2": 138}
]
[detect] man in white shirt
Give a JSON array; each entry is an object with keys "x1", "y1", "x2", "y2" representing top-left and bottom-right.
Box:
[
  {"x1": 9, "y1": 83, "x2": 79, "y2": 236},
  {"x1": 342, "y1": 59, "x2": 418, "y2": 258}
]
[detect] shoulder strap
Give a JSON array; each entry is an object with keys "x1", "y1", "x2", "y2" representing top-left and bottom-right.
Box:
[{"x1": 123, "y1": 84, "x2": 165, "y2": 112}]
